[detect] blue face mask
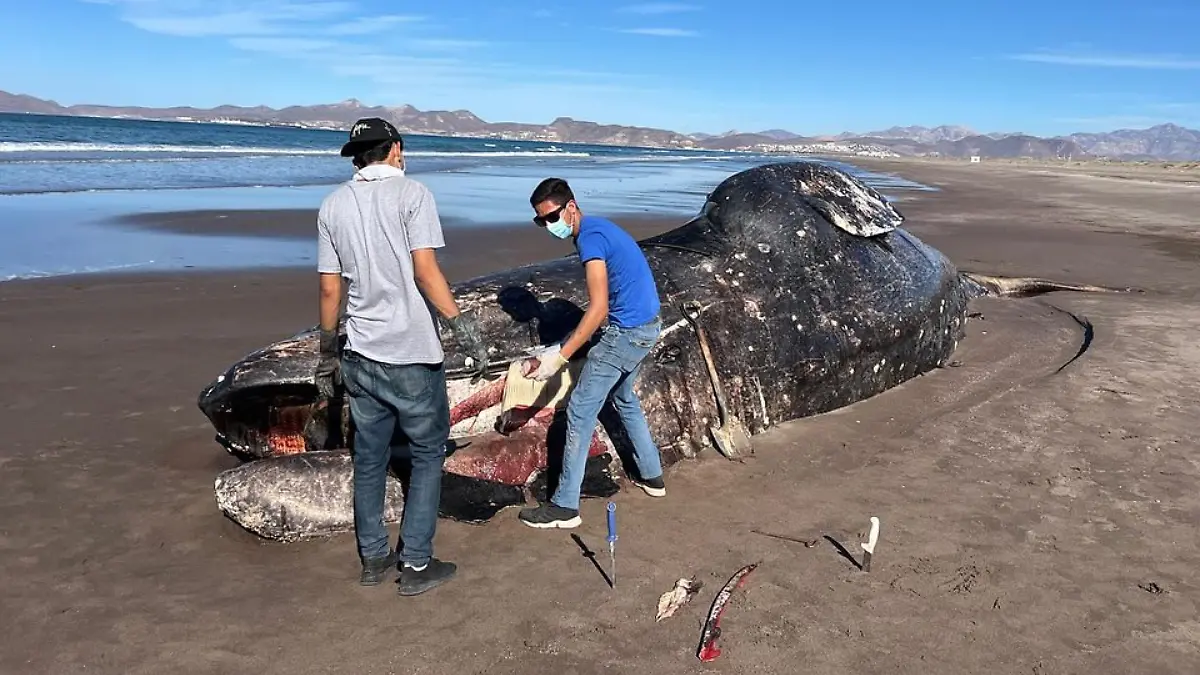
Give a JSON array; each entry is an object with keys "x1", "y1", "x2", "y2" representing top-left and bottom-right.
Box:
[{"x1": 546, "y1": 219, "x2": 572, "y2": 239}]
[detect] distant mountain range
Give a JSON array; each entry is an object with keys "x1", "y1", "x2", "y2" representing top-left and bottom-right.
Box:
[{"x1": 3, "y1": 90, "x2": 1198, "y2": 162}]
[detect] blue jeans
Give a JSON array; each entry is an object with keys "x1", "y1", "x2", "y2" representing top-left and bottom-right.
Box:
[
  {"x1": 551, "y1": 317, "x2": 664, "y2": 511},
  {"x1": 340, "y1": 350, "x2": 449, "y2": 567}
]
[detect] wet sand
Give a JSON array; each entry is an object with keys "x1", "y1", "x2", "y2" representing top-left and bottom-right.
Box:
[
  {"x1": 3, "y1": 159, "x2": 1200, "y2": 674},
  {"x1": 107, "y1": 209, "x2": 685, "y2": 282},
  {"x1": 109, "y1": 208, "x2": 688, "y2": 243}
]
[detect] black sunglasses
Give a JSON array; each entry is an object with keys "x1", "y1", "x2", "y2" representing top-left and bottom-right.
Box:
[{"x1": 533, "y1": 202, "x2": 568, "y2": 227}]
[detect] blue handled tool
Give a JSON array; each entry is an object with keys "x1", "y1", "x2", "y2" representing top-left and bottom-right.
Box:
[{"x1": 606, "y1": 501, "x2": 617, "y2": 589}]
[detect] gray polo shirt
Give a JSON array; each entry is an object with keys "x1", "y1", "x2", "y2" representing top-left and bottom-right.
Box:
[{"x1": 317, "y1": 163, "x2": 445, "y2": 365}]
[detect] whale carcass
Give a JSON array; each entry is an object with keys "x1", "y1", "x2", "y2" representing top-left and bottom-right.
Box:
[{"x1": 197, "y1": 160, "x2": 1036, "y2": 541}]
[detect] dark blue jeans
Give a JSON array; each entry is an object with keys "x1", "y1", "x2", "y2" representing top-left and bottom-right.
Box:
[{"x1": 340, "y1": 350, "x2": 449, "y2": 567}]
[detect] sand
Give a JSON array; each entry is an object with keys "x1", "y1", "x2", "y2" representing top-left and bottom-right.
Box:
[
  {"x1": 2, "y1": 159, "x2": 1199, "y2": 674},
  {"x1": 107, "y1": 210, "x2": 686, "y2": 283}
]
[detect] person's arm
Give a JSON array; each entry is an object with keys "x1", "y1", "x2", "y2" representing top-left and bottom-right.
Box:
[
  {"x1": 316, "y1": 213, "x2": 343, "y2": 334},
  {"x1": 403, "y1": 183, "x2": 489, "y2": 378},
  {"x1": 405, "y1": 185, "x2": 460, "y2": 319},
  {"x1": 412, "y1": 249, "x2": 461, "y2": 319},
  {"x1": 319, "y1": 273, "x2": 342, "y2": 331},
  {"x1": 314, "y1": 214, "x2": 343, "y2": 399},
  {"x1": 560, "y1": 259, "x2": 609, "y2": 360}
]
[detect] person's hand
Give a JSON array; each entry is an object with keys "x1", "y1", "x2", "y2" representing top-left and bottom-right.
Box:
[
  {"x1": 315, "y1": 327, "x2": 341, "y2": 401},
  {"x1": 523, "y1": 345, "x2": 568, "y2": 382},
  {"x1": 446, "y1": 312, "x2": 490, "y2": 381}
]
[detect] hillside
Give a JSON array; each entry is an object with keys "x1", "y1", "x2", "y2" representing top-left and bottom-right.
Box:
[
  {"x1": 0, "y1": 93, "x2": 697, "y2": 149},
  {"x1": 1067, "y1": 123, "x2": 1200, "y2": 161},
  {"x1": 2, "y1": 90, "x2": 1197, "y2": 161}
]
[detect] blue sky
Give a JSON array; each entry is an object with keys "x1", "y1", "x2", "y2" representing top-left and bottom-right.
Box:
[{"x1": 2, "y1": 1, "x2": 1199, "y2": 136}]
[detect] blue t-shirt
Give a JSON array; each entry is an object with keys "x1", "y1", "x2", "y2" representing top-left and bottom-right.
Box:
[{"x1": 576, "y1": 215, "x2": 661, "y2": 328}]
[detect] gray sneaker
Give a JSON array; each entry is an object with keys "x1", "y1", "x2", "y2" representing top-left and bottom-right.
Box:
[{"x1": 398, "y1": 558, "x2": 457, "y2": 596}]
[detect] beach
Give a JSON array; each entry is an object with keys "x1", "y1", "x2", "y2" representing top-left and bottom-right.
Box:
[{"x1": 2, "y1": 156, "x2": 1200, "y2": 674}]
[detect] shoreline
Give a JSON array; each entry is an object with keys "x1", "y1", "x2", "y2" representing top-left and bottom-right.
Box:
[
  {"x1": 105, "y1": 208, "x2": 688, "y2": 241},
  {"x1": 4, "y1": 155, "x2": 1195, "y2": 286},
  {"x1": 1, "y1": 210, "x2": 687, "y2": 286},
  {"x1": 0, "y1": 153, "x2": 931, "y2": 199}
]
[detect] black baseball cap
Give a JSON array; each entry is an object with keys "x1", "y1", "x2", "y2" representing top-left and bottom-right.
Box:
[{"x1": 339, "y1": 117, "x2": 403, "y2": 157}]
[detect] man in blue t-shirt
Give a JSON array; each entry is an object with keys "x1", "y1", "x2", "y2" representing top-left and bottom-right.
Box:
[{"x1": 518, "y1": 177, "x2": 667, "y2": 529}]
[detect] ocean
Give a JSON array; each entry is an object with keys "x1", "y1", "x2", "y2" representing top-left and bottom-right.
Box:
[{"x1": 0, "y1": 113, "x2": 932, "y2": 281}]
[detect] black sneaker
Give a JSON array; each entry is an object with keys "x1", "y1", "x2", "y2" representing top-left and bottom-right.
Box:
[
  {"x1": 398, "y1": 558, "x2": 457, "y2": 596},
  {"x1": 518, "y1": 502, "x2": 582, "y2": 529},
  {"x1": 630, "y1": 475, "x2": 666, "y2": 497},
  {"x1": 359, "y1": 550, "x2": 398, "y2": 586}
]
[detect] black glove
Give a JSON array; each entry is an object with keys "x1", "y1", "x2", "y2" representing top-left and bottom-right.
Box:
[
  {"x1": 315, "y1": 327, "x2": 340, "y2": 401},
  {"x1": 446, "y1": 312, "x2": 489, "y2": 381}
]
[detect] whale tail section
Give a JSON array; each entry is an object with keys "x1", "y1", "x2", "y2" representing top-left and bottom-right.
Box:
[{"x1": 960, "y1": 272, "x2": 1139, "y2": 298}]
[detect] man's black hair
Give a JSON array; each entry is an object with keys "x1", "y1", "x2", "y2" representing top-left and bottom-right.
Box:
[
  {"x1": 351, "y1": 138, "x2": 401, "y2": 170},
  {"x1": 530, "y1": 177, "x2": 575, "y2": 207}
]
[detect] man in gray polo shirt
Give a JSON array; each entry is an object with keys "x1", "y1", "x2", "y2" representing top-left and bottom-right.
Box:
[{"x1": 315, "y1": 117, "x2": 490, "y2": 596}]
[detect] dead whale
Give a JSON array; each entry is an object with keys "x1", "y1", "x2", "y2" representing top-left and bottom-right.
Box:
[{"x1": 198, "y1": 160, "x2": 1122, "y2": 542}]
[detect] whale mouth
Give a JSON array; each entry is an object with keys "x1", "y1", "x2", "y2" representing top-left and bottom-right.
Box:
[
  {"x1": 198, "y1": 357, "x2": 615, "y2": 492},
  {"x1": 199, "y1": 380, "x2": 332, "y2": 460},
  {"x1": 194, "y1": 320, "x2": 565, "y2": 461}
]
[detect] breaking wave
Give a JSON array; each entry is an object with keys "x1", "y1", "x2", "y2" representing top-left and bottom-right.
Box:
[{"x1": 1, "y1": 260, "x2": 159, "y2": 283}]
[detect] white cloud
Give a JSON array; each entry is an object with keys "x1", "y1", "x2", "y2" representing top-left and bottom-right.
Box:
[
  {"x1": 326, "y1": 15, "x2": 425, "y2": 36},
  {"x1": 1008, "y1": 50, "x2": 1200, "y2": 70},
  {"x1": 127, "y1": 12, "x2": 283, "y2": 37},
  {"x1": 87, "y1": 0, "x2": 686, "y2": 116},
  {"x1": 228, "y1": 37, "x2": 341, "y2": 54},
  {"x1": 620, "y1": 27, "x2": 698, "y2": 37},
  {"x1": 618, "y1": 3, "x2": 700, "y2": 14},
  {"x1": 104, "y1": 1, "x2": 354, "y2": 37},
  {"x1": 410, "y1": 39, "x2": 490, "y2": 51}
]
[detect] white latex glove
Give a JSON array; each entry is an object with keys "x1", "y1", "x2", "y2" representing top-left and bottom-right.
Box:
[{"x1": 524, "y1": 345, "x2": 568, "y2": 381}]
